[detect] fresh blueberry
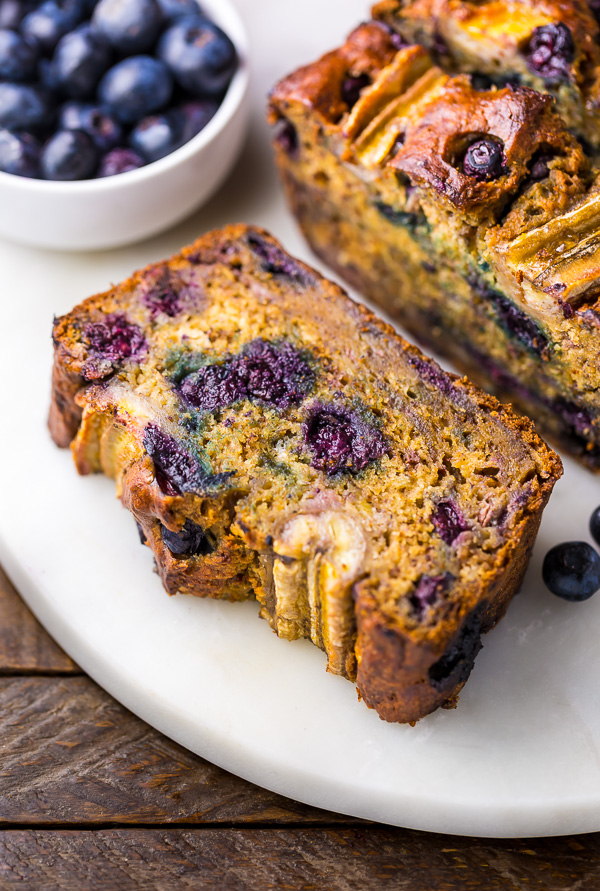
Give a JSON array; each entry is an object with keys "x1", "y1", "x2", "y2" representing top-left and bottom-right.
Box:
[
  {"x1": 158, "y1": 16, "x2": 237, "y2": 97},
  {"x1": 0, "y1": 1, "x2": 35, "y2": 30},
  {"x1": 92, "y1": 0, "x2": 163, "y2": 55},
  {"x1": 20, "y1": 1, "x2": 86, "y2": 54},
  {"x1": 590, "y1": 506, "x2": 600, "y2": 547},
  {"x1": 341, "y1": 72, "x2": 370, "y2": 109},
  {"x1": 302, "y1": 404, "x2": 389, "y2": 475},
  {"x1": 179, "y1": 99, "x2": 218, "y2": 142},
  {"x1": 542, "y1": 541, "x2": 600, "y2": 601},
  {"x1": 525, "y1": 23, "x2": 574, "y2": 82},
  {"x1": 48, "y1": 25, "x2": 112, "y2": 100},
  {"x1": 60, "y1": 102, "x2": 122, "y2": 151},
  {"x1": 98, "y1": 55, "x2": 173, "y2": 124},
  {"x1": 462, "y1": 139, "x2": 505, "y2": 180},
  {"x1": 0, "y1": 128, "x2": 40, "y2": 177},
  {"x1": 0, "y1": 82, "x2": 54, "y2": 130},
  {"x1": 0, "y1": 29, "x2": 39, "y2": 81},
  {"x1": 97, "y1": 145, "x2": 144, "y2": 175},
  {"x1": 41, "y1": 128, "x2": 98, "y2": 180},
  {"x1": 156, "y1": 0, "x2": 202, "y2": 21},
  {"x1": 129, "y1": 110, "x2": 183, "y2": 161},
  {"x1": 160, "y1": 519, "x2": 214, "y2": 557}
]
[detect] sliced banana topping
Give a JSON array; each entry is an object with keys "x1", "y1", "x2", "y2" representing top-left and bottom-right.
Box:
[{"x1": 271, "y1": 511, "x2": 366, "y2": 677}]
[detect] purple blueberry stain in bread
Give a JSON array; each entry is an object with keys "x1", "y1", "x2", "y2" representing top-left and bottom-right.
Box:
[
  {"x1": 407, "y1": 353, "x2": 454, "y2": 397},
  {"x1": 177, "y1": 339, "x2": 315, "y2": 411},
  {"x1": 410, "y1": 574, "x2": 451, "y2": 617},
  {"x1": 341, "y1": 72, "x2": 371, "y2": 109},
  {"x1": 247, "y1": 233, "x2": 310, "y2": 283},
  {"x1": 143, "y1": 280, "x2": 182, "y2": 319},
  {"x1": 274, "y1": 118, "x2": 299, "y2": 158},
  {"x1": 82, "y1": 313, "x2": 147, "y2": 379},
  {"x1": 143, "y1": 423, "x2": 233, "y2": 494},
  {"x1": 525, "y1": 23, "x2": 574, "y2": 83},
  {"x1": 160, "y1": 519, "x2": 216, "y2": 557},
  {"x1": 428, "y1": 603, "x2": 486, "y2": 689},
  {"x1": 303, "y1": 403, "x2": 389, "y2": 475},
  {"x1": 467, "y1": 274, "x2": 547, "y2": 355},
  {"x1": 432, "y1": 500, "x2": 469, "y2": 544},
  {"x1": 461, "y1": 139, "x2": 505, "y2": 181}
]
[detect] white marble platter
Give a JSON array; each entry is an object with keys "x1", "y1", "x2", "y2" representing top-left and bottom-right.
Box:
[{"x1": 1, "y1": 0, "x2": 600, "y2": 839}]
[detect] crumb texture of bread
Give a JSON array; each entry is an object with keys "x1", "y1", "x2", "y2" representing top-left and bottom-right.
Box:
[
  {"x1": 50, "y1": 225, "x2": 561, "y2": 724},
  {"x1": 268, "y1": 19, "x2": 600, "y2": 469}
]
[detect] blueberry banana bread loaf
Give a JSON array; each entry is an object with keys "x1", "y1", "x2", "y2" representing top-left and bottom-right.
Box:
[
  {"x1": 373, "y1": 0, "x2": 600, "y2": 149},
  {"x1": 268, "y1": 21, "x2": 600, "y2": 469},
  {"x1": 49, "y1": 225, "x2": 561, "y2": 723}
]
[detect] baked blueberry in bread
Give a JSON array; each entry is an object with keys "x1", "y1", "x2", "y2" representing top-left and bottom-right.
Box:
[
  {"x1": 49, "y1": 224, "x2": 561, "y2": 723},
  {"x1": 268, "y1": 21, "x2": 600, "y2": 469},
  {"x1": 372, "y1": 0, "x2": 600, "y2": 149}
]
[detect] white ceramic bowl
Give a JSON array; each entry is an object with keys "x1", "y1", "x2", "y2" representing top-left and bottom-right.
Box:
[{"x1": 0, "y1": 0, "x2": 250, "y2": 251}]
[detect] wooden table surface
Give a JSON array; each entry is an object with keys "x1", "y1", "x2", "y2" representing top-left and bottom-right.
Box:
[{"x1": 0, "y1": 566, "x2": 599, "y2": 890}]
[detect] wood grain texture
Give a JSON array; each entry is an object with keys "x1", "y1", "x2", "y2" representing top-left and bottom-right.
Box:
[
  {"x1": 0, "y1": 676, "x2": 351, "y2": 826},
  {"x1": 0, "y1": 568, "x2": 78, "y2": 675},
  {"x1": 0, "y1": 828, "x2": 598, "y2": 891}
]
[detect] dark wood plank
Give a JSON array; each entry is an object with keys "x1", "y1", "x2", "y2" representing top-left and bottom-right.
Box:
[
  {"x1": 0, "y1": 676, "x2": 355, "y2": 825},
  {"x1": 0, "y1": 828, "x2": 598, "y2": 891},
  {"x1": 0, "y1": 567, "x2": 79, "y2": 674}
]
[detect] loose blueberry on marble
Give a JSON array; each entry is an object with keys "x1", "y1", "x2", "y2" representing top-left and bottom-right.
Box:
[
  {"x1": 98, "y1": 55, "x2": 172, "y2": 124},
  {"x1": 41, "y1": 127, "x2": 97, "y2": 179},
  {"x1": 97, "y1": 145, "x2": 144, "y2": 175},
  {"x1": 542, "y1": 541, "x2": 600, "y2": 601},
  {"x1": 462, "y1": 139, "x2": 504, "y2": 180},
  {"x1": 21, "y1": 1, "x2": 85, "y2": 54},
  {"x1": 525, "y1": 23, "x2": 574, "y2": 82},
  {"x1": 92, "y1": 0, "x2": 163, "y2": 55},
  {"x1": 590, "y1": 506, "x2": 600, "y2": 547},
  {"x1": 48, "y1": 25, "x2": 111, "y2": 99},
  {"x1": 341, "y1": 72, "x2": 370, "y2": 109},
  {"x1": 129, "y1": 109, "x2": 183, "y2": 161},
  {"x1": 0, "y1": 82, "x2": 54, "y2": 130},
  {"x1": 0, "y1": 29, "x2": 39, "y2": 82},
  {"x1": 158, "y1": 16, "x2": 237, "y2": 97},
  {"x1": 303, "y1": 404, "x2": 389, "y2": 475},
  {"x1": 0, "y1": 128, "x2": 40, "y2": 176},
  {"x1": 160, "y1": 519, "x2": 214, "y2": 557},
  {"x1": 84, "y1": 312, "x2": 147, "y2": 364},
  {"x1": 60, "y1": 101, "x2": 122, "y2": 150},
  {"x1": 432, "y1": 501, "x2": 469, "y2": 545}
]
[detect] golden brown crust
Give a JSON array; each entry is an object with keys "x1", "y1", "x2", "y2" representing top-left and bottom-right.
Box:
[{"x1": 390, "y1": 80, "x2": 575, "y2": 212}]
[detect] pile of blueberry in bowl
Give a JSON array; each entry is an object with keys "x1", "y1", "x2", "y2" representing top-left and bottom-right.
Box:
[
  {"x1": 0, "y1": 0, "x2": 239, "y2": 179},
  {"x1": 0, "y1": 0, "x2": 248, "y2": 249}
]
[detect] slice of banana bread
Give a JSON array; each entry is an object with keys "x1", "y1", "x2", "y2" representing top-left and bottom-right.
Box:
[
  {"x1": 49, "y1": 224, "x2": 561, "y2": 723},
  {"x1": 268, "y1": 21, "x2": 600, "y2": 469},
  {"x1": 373, "y1": 0, "x2": 600, "y2": 149}
]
